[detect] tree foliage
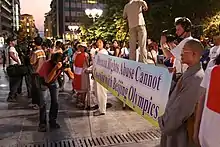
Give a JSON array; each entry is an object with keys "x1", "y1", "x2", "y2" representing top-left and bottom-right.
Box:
[{"x1": 80, "y1": 0, "x2": 220, "y2": 42}]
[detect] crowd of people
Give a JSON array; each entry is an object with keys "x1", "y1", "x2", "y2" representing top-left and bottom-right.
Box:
[{"x1": 0, "y1": 0, "x2": 219, "y2": 146}]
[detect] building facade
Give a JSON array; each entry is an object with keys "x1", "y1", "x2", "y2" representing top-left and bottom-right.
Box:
[
  {"x1": 19, "y1": 14, "x2": 38, "y2": 41},
  {"x1": 49, "y1": 0, "x2": 104, "y2": 40},
  {"x1": 44, "y1": 11, "x2": 53, "y2": 39},
  {"x1": 0, "y1": 0, "x2": 20, "y2": 38}
]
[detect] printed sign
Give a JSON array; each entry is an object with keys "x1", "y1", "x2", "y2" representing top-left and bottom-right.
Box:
[{"x1": 93, "y1": 53, "x2": 173, "y2": 126}]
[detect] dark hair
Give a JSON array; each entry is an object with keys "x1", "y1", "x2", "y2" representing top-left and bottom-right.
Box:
[
  {"x1": 215, "y1": 54, "x2": 220, "y2": 65},
  {"x1": 56, "y1": 41, "x2": 62, "y2": 48},
  {"x1": 51, "y1": 52, "x2": 62, "y2": 62},
  {"x1": 34, "y1": 36, "x2": 43, "y2": 46},
  {"x1": 45, "y1": 39, "x2": 52, "y2": 48},
  {"x1": 6, "y1": 36, "x2": 16, "y2": 44},
  {"x1": 175, "y1": 17, "x2": 192, "y2": 32}
]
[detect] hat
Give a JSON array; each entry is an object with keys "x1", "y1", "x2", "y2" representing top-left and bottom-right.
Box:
[{"x1": 77, "y1": 42, "x2": 87, "y2": 48}]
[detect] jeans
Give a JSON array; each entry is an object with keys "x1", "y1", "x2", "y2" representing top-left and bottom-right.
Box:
[
  {"x1": 39, "y1": 81, "x2": 59, "y2": 125},
  {"x1": 31, "y1": 74, "x2": 40, "y2": 105},
  {"x1": 8, "y1": 76, "x2": 22, "y2": 99}
]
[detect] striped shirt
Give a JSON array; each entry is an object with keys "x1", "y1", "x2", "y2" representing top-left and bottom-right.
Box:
[{"x1": 30, "y1": 49, "x2": 46, "y2": 72}]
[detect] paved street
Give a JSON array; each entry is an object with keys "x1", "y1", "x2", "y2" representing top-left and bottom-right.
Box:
[{"x1": 0, "y1": 65, "x2": 160, "y2": 147}]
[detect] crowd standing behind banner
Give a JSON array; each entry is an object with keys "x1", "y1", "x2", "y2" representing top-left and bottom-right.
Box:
[{"x1": 0, "y1": 1, "x2": 219, "y2": 146}]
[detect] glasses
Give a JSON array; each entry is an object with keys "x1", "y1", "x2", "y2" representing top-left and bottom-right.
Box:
[{"x1": 181, "y1": 50, "x2": 193, "y2": 54}]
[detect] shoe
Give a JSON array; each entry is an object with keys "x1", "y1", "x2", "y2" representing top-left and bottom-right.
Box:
[
  {"x1": 106, "y1": 103, "x2": 112, "y2": 109},
  {"x1": 7, "y1": 97, "x2": 17, "y2": 102},
  {"x1": 49, "y1": 122, "x2": 61, "y2": 130},
  {"x1": 91, "y1": 105, "x2": 99, "y2": 110},
  {"x1": 76, "y1": 103, "x2": 85, "y2": 109},
  {"x1": 93, "y1": 110, "x2": 105, "y2": 116},
  {"x1": 38, "y1": 124, "x2": 47, "y2": 132}
]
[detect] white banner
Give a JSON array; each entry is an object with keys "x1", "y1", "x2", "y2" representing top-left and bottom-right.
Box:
[{"x1": 93, "y1": 53, "x2": 173, "y2": 126}]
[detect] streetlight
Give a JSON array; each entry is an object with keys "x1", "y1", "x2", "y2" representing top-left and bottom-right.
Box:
[
  {"x1": 68, "y1": 25, "x2": 79, "y2": 41},
  {"x1": 85, "y1": 8, "x2": 103, "y2": 23}
]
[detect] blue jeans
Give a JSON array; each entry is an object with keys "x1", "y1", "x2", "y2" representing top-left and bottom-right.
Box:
[{"x1": 39, "y1": 81, "x2": 59, "y2": 125}]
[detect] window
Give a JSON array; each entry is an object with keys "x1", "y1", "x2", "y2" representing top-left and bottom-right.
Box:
[
  {"x1": 27, "y1": 28, "x2": 29, "y2": 33},
  {"x1": 27, "y1": 23, "x2": 29, "y2": 26},
  {"x1": 88, "y1": 0, "x2": 97, "y2": 4}
]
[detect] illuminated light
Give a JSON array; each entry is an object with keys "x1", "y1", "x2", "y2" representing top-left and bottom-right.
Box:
[{"x1": 0, "y1": 84, "x2": 7, "y2": 88}]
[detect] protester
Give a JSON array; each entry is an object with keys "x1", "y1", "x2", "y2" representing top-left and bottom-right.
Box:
[
  {"x1": 160, "y1": 17, "x2": 193, "y2": 74},
  {"x1": 30, "y1": 36, "x2": 46, "y2": 109},
  {"x1": 6, "y1": 36, "x2": 22, "y2": 102},
  {"x1": 206, "y1": 32, "x2": 220, "y2": 68},
  {"x1": 193, "y1": 53, "x2": 220, "y2": 147},
  {"x1": 112, "y1": 40, "x2": 121, "y2": 57},
  {"x1": 73, "y1": 42, "x2": 90, "y2": 109},
  {"x1": 158, "y1": 39, "x2": 205, "y2": 147},
  {"x1": 37, "y1": 52, "x2": 74, "y2": 132},
  {"x1": 123, "y1": 0, "x2": 148, "y2": 63},
  {"x1": 91, "y1": 39, "x2": 109, "y2": 116}
]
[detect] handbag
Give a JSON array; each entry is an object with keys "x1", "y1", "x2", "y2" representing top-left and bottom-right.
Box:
[
  {"x1": 6, "y1": 47, "x2": 28, "y2": 77},
  {"x1": 7, "y1": 64, "x2": 28, "y2": 77}
]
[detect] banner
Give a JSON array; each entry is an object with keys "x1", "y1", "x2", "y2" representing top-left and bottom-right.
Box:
[{"x1": 93, "y1": 53, "x2": 173, "y2": 126}]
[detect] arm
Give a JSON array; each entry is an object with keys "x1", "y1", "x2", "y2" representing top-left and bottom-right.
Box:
[
  {"x1": 158, "y1": 79, "x2": 202, "y2": 135},
  {"x1": 30, "y1": 52, "x2": 37, "y2": 65},
  {"x1": 9, "y1": 52, "x2": 20, "y2": 64},
  {"x1": 123, "y1": 6, "x2": 127, "y2": 19},
  {"x1": 64, "y1": 68, "x2": 74, "y2": 79},
  {"x1": 193, "y1": 93, "x2": 206, "y2": 146},
  {"x1": 45, "y1": 62, "x2": 62, "y2": 83},
  {"x1": 115, "y1": 48, "x2": 120, "y2": 57},
  {"x1": 161, "y1": 44, "x2": 174, "y2": 59},
  {"x1": 140, "y1": 0, "x2": 148, "y2": 11}
]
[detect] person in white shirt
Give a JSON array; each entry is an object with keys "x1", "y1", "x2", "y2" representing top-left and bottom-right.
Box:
[
  {"x1": 123, "y1": 0, "x2": 148, "y2": 63},
  {"x1": 193, "y1": 54, "x2": 220, "y2": 147},
  {"x1": 91, "y1": 39, "x2": 109, "y2": 116},
  {"x1": 206, "y1": 33, "x2": 220, "y2": 68},
  {"x1": 160, "y1": 17, "x2": 193, "y2": 74},
  {"x1": 6, "y1": 37, "x2": 22, "y2": 102}
]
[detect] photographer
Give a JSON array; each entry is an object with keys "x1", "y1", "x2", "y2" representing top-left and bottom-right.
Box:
[
  {"x1": 160, "y1": 17, "x2": 193, "y2": 74},
  {"x1": 37, "y1": 52, "x2": 74, "y2": 132}
]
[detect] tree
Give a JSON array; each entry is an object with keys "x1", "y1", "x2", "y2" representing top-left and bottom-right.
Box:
[{"x1": 81, "y1": 0, "x2": 220, "y2": 42}]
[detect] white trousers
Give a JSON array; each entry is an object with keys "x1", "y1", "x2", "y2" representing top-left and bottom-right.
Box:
[
  {"x1": 129, "y1": 25, "x2": 148, "y2": 63},
  {"x1": 94, "y1": 81, "x2": 108, "y2": 113}
]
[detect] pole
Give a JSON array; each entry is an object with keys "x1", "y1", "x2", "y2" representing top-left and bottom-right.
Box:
[{"x1": 93, "y1": 17, "x2": 95, "y2": 23}]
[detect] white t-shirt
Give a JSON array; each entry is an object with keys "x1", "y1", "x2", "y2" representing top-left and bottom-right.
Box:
[
  {"x1": 206, "y1": 46, "x2": 220, "y2": 68},
  {"x1": 199, "y1": 66, "x2": 220, "y2": 147},
  {"x1": 98, "y1": 48, "x2": 108, "y2": 55},
  {"x1": 123, "y1": 0, "x2": 147, "y2": 29},
  {"x1": 171, "y1": 36, "x2": 193, "y2": 73},
  {"x1": 7, "y1": 46, "x2": 21, "y2": 66}
]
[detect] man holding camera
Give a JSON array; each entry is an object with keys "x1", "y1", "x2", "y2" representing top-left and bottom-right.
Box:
[
  {"x1": 160, "y1": 17, "x2": 193, "y2": 74},
  {"x1": 37, "y1": 52, "x2": 74, "y2": 132}
]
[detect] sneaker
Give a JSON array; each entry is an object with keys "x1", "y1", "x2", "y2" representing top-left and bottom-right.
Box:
[
  {"x1": 7, "y1": 97, "x2": 17, "y2": 102},
  {"x1": 91, "y1": 105, "x2": 99, "y2": 110},
  {"x1": 49, "y1": 122, "x2": 61, "y2": 130},
  {"x1": 38, "y1": 124, "x2": 47, "y2": 132},
  {"x1": 93, "y1": 110, "x2": 105, "y2": 116}
]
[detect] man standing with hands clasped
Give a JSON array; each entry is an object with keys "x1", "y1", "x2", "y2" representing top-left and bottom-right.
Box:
[
  {"x1": 123, "y1": 0, "x2": 148, "y2": 63},
  {"x1": 158, "y1": 39, "x2": 205, "y2": 147}
]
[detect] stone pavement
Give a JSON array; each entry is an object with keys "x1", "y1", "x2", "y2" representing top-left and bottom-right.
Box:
[{"x1": 0, "y1": 65, "x2": 160, "y2": 147}]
